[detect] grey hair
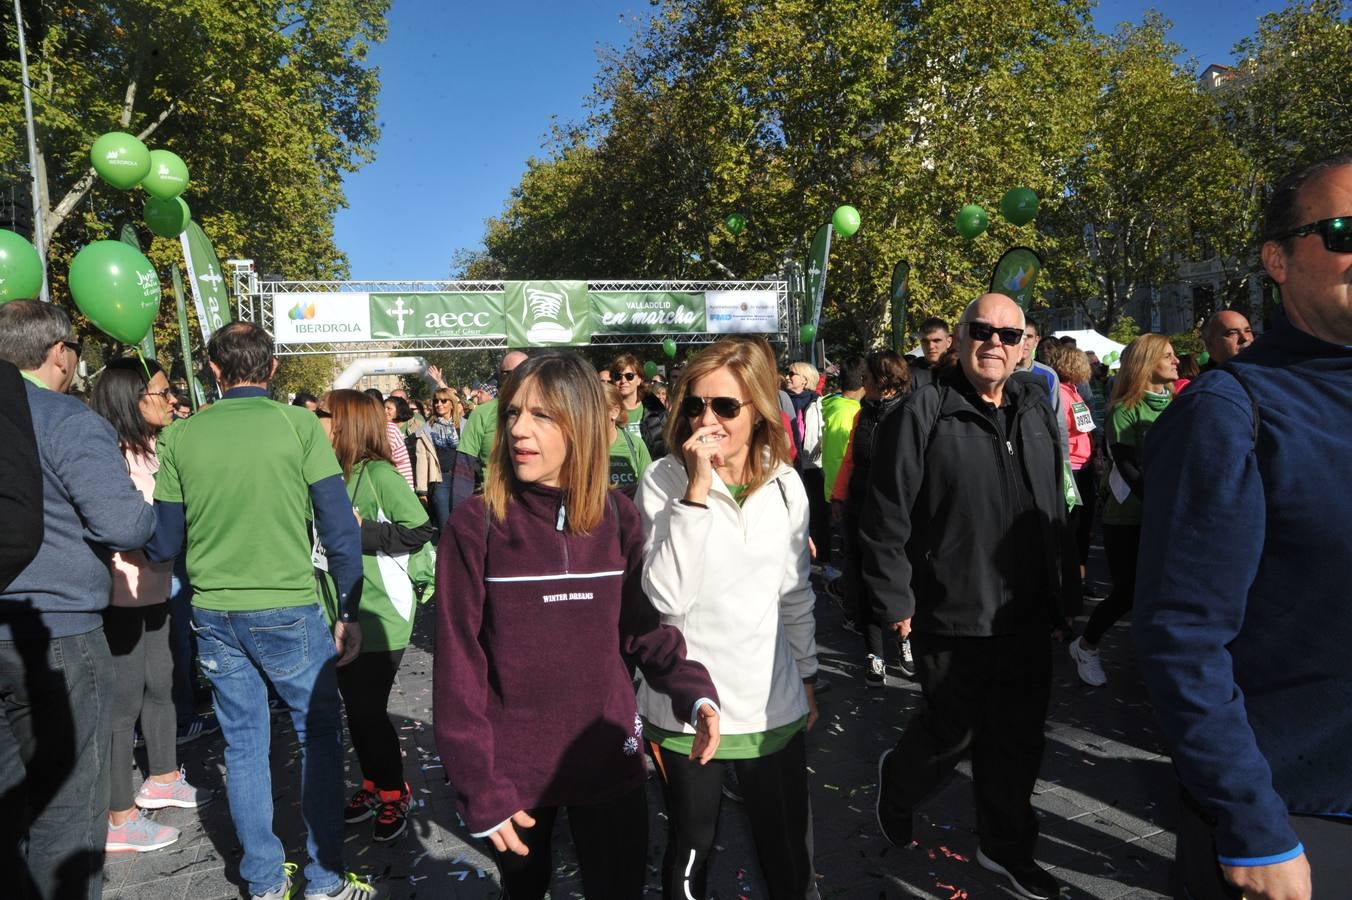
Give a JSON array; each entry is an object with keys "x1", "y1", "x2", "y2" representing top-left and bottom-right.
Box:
[
  {"x1": 958, "y1": 295, "x2": 1027, "y2": 330},
  {"x1": 0, "y1": 300, "x2": 72, "y2": 370}
]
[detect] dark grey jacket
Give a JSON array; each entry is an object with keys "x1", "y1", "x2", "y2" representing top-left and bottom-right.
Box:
[{"x1": 859, "y1": 367, "x2": 1075, "y2": 636}]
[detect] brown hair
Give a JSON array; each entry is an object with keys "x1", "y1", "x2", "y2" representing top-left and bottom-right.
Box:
[
  {"x1": 664, "y1": 336, "x2": 790, "y2": 498},
  {"x1": 865, "y1": 350, "x2": 911, "y2": 397},
  {"x1": 484, "y1": 350, "x2": 609, "y2": 533},
  {"x1": 601, "y1": 382, "x2": 626, "y2": 428},
  {"x1": 327, "y1": 389, "x2": 393, "y2": 479},
  {"x1": 1110, "y1": 334, "x2": 1174, "y2": 411},
  {"x1": 1043, "y1": 343, "x2": 1092, "y2": 387}
]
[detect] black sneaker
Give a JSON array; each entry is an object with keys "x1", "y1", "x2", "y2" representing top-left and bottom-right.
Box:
[
  {"x1": 895, "y1": 638, "x2": 917, "y2": 679},
  {"x1": 875, "y1": 749, "x2": 913, "y2": 846},
  {"x1": 372, "y1": 784, "x2": 410, "y2": 842},
  {"x1": 976, "y1": 848, "x2": 1060, "y2": 899},
  {"x1": 864, "y1": 655, "x2": 885, "y2": 689},
  {"x1": 344, "y1": 785, "x2": 379, "y2": 824}
]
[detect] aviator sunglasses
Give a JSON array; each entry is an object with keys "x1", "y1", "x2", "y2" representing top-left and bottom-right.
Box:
[
  {"x1": 681, "y1": 395, "x2": 746, "y2": 419},
  {"x1": 1273, "y1": 216, "x2": 1352, "y2": 253},
  {"x1": 610, "y1": 370, "x2": 639, "y2": 381},
  {"x1": 964, "y1": 322, "x2": 1025, "y2": 345}
]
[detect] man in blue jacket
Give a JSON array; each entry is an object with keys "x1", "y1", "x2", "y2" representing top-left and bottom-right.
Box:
[
  {"x1": 0, "y1": 300, "x2": 156, "y2": 900},
  {"x1": 1136, "y1": 152, "x2": 1352, "y2": 900}
]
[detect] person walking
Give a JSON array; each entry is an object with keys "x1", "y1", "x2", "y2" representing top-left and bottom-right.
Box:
[
  {"x1": 416, "y1": 387, "x2": 462, "y2": 529},
  {"x1": 434, "y1": 350, "x2": 719, "y2": 900},
  {"x1": 1068, "y1": 334, "x2": 1177, "y2": 687},
  {"x1": 636, "y1": 336, "x2": 820, "y2": 900},
  {"x1": 145, "y1": 322, "x2": 376, "y2": 900},
  {"x1": 91, "y1": 359, "x2": 212, "y2": 854},
  {"x1": 325, "y1": 390, "x2": 435, "y2": 843}
]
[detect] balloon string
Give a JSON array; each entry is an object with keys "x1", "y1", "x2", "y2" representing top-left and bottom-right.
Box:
[{"x1": 135, "y1": 347, "x2": 150, "y2": 380}]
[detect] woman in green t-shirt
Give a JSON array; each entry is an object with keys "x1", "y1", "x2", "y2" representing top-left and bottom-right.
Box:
[
  {"x1": 602, "y1": 381, "x2": 652, "y2": 497},
  {"x1": 1069, "y1": 335, "x2": 1177, "y2": 687},
  {"x1": 327, "y1": 390, "x2": 436, "y2": 842}
]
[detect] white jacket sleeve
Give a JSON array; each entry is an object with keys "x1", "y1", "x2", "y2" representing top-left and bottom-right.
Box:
[
  {"x1": 636, "y1": 458, "x2": 708, "y2": 618},
  {"x1": 776, "y1": 474, "x2": 819, "y2": 680}
]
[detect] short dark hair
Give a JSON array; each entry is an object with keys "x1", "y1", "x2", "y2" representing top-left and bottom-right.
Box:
[
  {"x1": 1024, "y1": 320, "x2": 1042, "y2": 337},
  {"x1": 91, "y1": 357, "x2": 166, "y2": 457},
  {"x1": 838, "y1": 355, "x2": 868, "y2": 392},
  {"x1": 363, "y1": 387, "x2": 384, "y2": 402},
  {"x1": 291, "y1": 390, "x2": 317, "y2": 407},
  {"x1": 1262, "y1": 152, "x2": 1352, "y2": 250},
  {"x1": 866, "y1": 349, "x2": 911, "y2": 397},
  {"x1": 0, "y1": 300, "x2": 72, "y2": 369},
  {"x1": 917, "y1": 317, "x2": 949, "y2": 336},
  {"x1": 384, "y1": 394, "x2": 411, "y2": 423},
  {"x1": 207, "y1": 321, "x2": 273, "y2": 387}
]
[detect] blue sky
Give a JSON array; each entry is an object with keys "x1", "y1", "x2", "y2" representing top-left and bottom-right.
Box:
[{"x1": 332, "y1": 0, "x2": 1286, "y2": 281}]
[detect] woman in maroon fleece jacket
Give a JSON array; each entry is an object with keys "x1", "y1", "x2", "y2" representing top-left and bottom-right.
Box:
[{"x1": 433, "y1": 350, "x2": 721, "y2": 899}]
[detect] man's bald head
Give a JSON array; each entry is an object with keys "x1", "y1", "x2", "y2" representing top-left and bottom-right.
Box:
[
  {"x1": 501, "y1": 350, "x2": 529, "y2": 373},
  {"x1": 1201, "y1": 310, "x2": 1253, "y2": 364},
  {"x1": 957, "y1": 294, "x2": 1026, "y2": 400}
]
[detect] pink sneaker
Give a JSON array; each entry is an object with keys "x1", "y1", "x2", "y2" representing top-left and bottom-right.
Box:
[
  {"x1": 136, "y1": 767, "x2": 212, "y2": 810},
  {"x1": 106, "y1": 810, "x2": 180, "y2": 852}
]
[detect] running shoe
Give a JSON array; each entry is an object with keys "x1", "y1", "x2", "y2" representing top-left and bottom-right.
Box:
[
  {"x1": 176, "y1": 712, "x2": 220, "y2": 746},
  {"x1": 864, "y1": 654, "x2": 885, "y2": 689},
  {"x1": 344, "y1": 781, "x2": 380, "y2": 824},
  {"x1": 372, "y1": 784, "x2": 410, "y2": 842},
  {"x1": 106, "y1": 810, "x2": 180, "y2": 853},
  {"x1": 1069, "y1": 638, "x2": 1107, "y2": 687},
  {"x1": 251, "y1": 862, "x2": 298, "y2": 900},
  {"x1": 976, "y1": 848, "x2": 1060, "y2": 900},
  {"x1": 304, "y1": 871, "x2": 378, "y2": 898},
  {"x1": 136, "y1": 767, "x2": 212, "y2": 809},
  {"x1": 895, "y1": 638, "x2": 916, "y2": 679},
  {"x1": 875, "y1": 749, "x2": 912, "y2": 846}
]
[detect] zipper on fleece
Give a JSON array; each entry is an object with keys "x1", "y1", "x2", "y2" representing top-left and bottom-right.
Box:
[{"x1": 555, "y1": 500, "x2": 570, "y2": 572}]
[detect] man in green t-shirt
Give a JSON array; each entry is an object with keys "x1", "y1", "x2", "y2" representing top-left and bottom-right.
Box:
[
  {"x1": 448, "y1": 350, "x2": 527, "y2": 508},
  {"x1": 820, "y1": 356, "x2": 866, "y2": 501},
  {"x1": 145, "y1": 322, "x2": 375, "y2": 900}
]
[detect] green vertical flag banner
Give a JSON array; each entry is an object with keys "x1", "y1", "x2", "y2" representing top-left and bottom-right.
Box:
[
  {"x1": 119, "y1": 224, "x2": 157, "y2": 361},
  {"x1": 990, "y1": 246, "x2": 1044, "y2": 310},
  {"x1": 889, "y1": 260, "x2": 911, "y2": 355},
  {"x1": 171, "y1": 265, "x2": 204, "y2": 409},
  {"x1": 179, "y1": 221, "x2": 232, "y2": 343},
  {"x1": 806, "y1": 224, "x2": 832, "y2": 332},
  {"x1": 503, "y1": 281, "x2": 590, "y2": 347}
]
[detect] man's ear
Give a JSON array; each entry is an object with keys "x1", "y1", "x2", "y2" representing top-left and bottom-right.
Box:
[
  {"x1": 269, "y1": 358, "x2": 279, "y2": 379},
  {"x1": 1260, "y1": 240, "x2": 1288, "y2": 287}
]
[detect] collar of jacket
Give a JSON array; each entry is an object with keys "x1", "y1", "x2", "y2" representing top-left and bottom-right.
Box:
[
  {"x1": 509, "y1": 481, "x2": 569, "y2": 527},
  {"x1": 936, "y1": 365, "x2": 1032, "y2": 415}
]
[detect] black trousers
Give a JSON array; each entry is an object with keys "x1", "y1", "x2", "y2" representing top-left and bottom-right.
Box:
[
  {"x1": 1176, "y1": 787, "x2": 1352, "y2": 899},
  {"x1": 1085, "y1": 523, "x2": 1141, "y2": 644},
  {"x1": 335, "y1": 649, "x2": 405, "y2": 792},
  {"x1": 799, "y1": 469, "x2": 830, "y2": 564},
  {"x1": 491, "y1": 783, "x2": 648, "y2": 900},
  {"x1": 841, "y1": 505, "x2": 886, "y2": 658},
  {"x1": 878, "y1": 632, "x2": 1052, "y2": 863},
  {"x1": 653, "y1": 730, "x2": 813, "y2": 900},
  {"x1": 1070, "y1": 464, "x2": 1098, "y2": 567}
]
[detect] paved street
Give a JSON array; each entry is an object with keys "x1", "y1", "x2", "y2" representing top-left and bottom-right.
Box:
[{"x1": 106, "y1": 560, "x2": 1178, "y2": 899}]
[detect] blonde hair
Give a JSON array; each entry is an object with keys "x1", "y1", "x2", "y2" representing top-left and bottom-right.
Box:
[
  {"x1": 1110, "y1": 334, "x2": 1174, "y2": 410},
  {"x1": 1043, "y1": 343, "x2": 1092, "y2": 386},
  {"x1": 431, "y1": 386, "x2": 463, "y2": 424},
  {"x1": 483, "y1": 351, "x2": 609, "y2": 533},
  {"x1": 665, "y1": 336, "x2": 791, "y2": 498},
  {"x1": 788, "y1": 360, "x2": 819, "y2": 387},
  {"x1": 601, "y1": 382, "x2": 626, "y2": 428}
]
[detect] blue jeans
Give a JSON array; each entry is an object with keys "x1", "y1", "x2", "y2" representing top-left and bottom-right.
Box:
[
  {"x1": 0, "y1": 627, "x2": 114, "y2": 900},
  {"x1": 190, "y1": 604, "x2": 345, "y2": 897},
  {"x1": 430, "y1": 479, "x2": 452, "y2": 533}
]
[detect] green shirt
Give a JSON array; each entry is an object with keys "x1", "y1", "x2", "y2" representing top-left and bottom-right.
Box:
[
  {"x1": 155, "y1": 395, "x2": 341, "y2": 611},
  {"x1": 820, "y1": 393, "x2": 861, "y2": 500},
  {"x1": 346, "y1": 460, "x2": 429, "y2": 651},
  {"x1": 458, "y1": 398, "x2": 498, "y2": 466},
  {"x1": 643, "y1": 715, "x2": 807, "y2": 760},
  {"x1": 624, "y1": 404, "x2": 644, "y2": 440},
  {"x1": 608, "y1": 427, "x2": 652, "y2": 494},
  {"x1": 1103, "y1": 391, "x2": 1172, "y2": 526}
]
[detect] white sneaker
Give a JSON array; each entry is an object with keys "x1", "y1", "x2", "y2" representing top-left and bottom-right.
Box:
[
  {"x1": 1069, "y1": 638, "x2": 1107, "y2": 686},
  {"x1": 864, "y1": 654, "x2": 885, "y2": 689}
]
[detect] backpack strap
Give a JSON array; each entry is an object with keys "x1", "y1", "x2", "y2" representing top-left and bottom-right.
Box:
[{"x1": 1219, "y1": 363, "x2": 1262, "y2": 445}]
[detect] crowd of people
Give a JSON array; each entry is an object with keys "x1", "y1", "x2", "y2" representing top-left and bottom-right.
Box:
[{"x1": 0, "y1": 151, "x2": 1348, "y2": 900}]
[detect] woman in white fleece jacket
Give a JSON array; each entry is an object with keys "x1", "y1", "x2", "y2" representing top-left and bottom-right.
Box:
[{"x1": 636, "y1": 336, "x2": 819, "y2": 900}]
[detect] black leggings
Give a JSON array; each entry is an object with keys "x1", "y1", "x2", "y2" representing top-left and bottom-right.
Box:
[
  {"x1": 335, "y1": 649, "x2": 405, "y2": 792},
  {"x1": 1085, "y1": 524, "x2": 1141, "y2": 645},
  {"x1": 1070, "y1": 464, "x2": 1098, "y2": 567},
  {"x1": 491, "y1": 784, "x2": 648, "y2": 900},
  {"x1": 653, "y1": 730, "x2": 812, "y2": 900}
]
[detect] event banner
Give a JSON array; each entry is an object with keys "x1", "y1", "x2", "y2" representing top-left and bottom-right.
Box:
[
  {"x1": 990, "y1": 246, "x2": 1044, "y2": 310},
  {"x1": 889, "y1": 260, "x2": 910, "y2": 355},
  {"x1": 180, "y1": 221, "x2": 232, "y2": 343},
  {"x1": 270, "y1": 286, "x2": 782, "y2": 345},
  {"x1": 806, "y1": 224, "x2": 832, "y2": 331},
  {"x1": 504, "y1": 280, "x2": 591, "y2": 347}
]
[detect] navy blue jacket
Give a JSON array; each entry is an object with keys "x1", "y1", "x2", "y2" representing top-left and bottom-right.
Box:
[{"x1": 1135, "y1": 314, "x2": 1352, "y2": 865}]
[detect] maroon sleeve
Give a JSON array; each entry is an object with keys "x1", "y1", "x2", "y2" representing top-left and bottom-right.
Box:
[
  {"x1": 613, "y1": 494, "x2": 719, "y2": 723},
  {"x1": 432, "y1": 498, "x2": 520, "y2": 834}
]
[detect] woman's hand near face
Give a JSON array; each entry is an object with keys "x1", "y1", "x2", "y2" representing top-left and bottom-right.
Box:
[{"x1": 681, "y1": 425, "x2": 723, "y2": 504}]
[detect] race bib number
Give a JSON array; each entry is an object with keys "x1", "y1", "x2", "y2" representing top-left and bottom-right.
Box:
[{"x1": 1071, "y1": 401, "x2": 1096, "y2": 433}]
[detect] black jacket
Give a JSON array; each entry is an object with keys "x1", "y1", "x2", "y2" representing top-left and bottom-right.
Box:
[
  {"x1": 843, "y1": 392, "x2": 906, "y2": 511},
  {"x1": 0, "y1": 361, "x2": 42, "y2": 592},
  {"x1": 859, "y1": 367, "x2": 1075, "y2": 636},
  {"x1": 638, "y1": 392, "x2": 668, "y2": 461}
]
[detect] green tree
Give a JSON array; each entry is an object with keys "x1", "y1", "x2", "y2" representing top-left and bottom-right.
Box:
[{"x1": 272, "y1": 353, "x2": 339, "y2": 400}]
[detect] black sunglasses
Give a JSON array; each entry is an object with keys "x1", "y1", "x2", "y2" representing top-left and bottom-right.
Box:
[
  {"x1": 610, "y1": 371, "x2": 639, "y2": 381},
  {"x1": 681, "y1": 395, "x2": 745, "y2": 419},
  {"x1": 60, "y1": 339, "x2": 82, "y2": 356},
  {"x1": 1274, "y1": 216, "x2": 1352, "y2": 253},
  {"x1": 964, "y1": 322, "x2": 1025, "y2": 346}
]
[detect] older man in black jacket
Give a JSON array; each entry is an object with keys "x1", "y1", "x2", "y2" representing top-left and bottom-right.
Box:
[
  {"x1": 0, "y1": 360, "x2": 42, "y2": 591},
  {"x1": 861, "y1": 292, "x2": 1074, "y2": 900}
]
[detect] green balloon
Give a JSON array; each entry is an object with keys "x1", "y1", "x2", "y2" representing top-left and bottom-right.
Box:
[
  {"x1": 1195, "y1": 351, "x2": 1210, "y2": 366},
  {"x1": 0, "y1": 229, "x2": 44, "y2": 303},
  {"x1": 955, "y1": 204, "x2": 989, "y2": 239},
  {"x1": 662, "y1": 338, "x2": 678, "y2": 359},
  {"x1": 999, "y1": 187, "x2": 1040, "y2": 226},
  {"x1": 144, "y1": 197, "x2": 191, "y2": 238},
  {"x1": 90, "y1": 132, "x2": 151, "y2": 190},
  {"x1": 68, "y1": 241, "x2": 161, "y2": 345},
  {"x1": 799, "y1": 323, "x2": 817, "y2": 345},
  {"x1": 142, "y1": 149, "x2": 190, "y2": 199},
  {"x1": 643, "y1": 360, "x2": 659, "y2": 379},
  {"x1": 832, "y1": 205, "x2": 861, "y2": 238},
  {"x1": 725, "y1": 213, "x2": 746, "y2": 235}
]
